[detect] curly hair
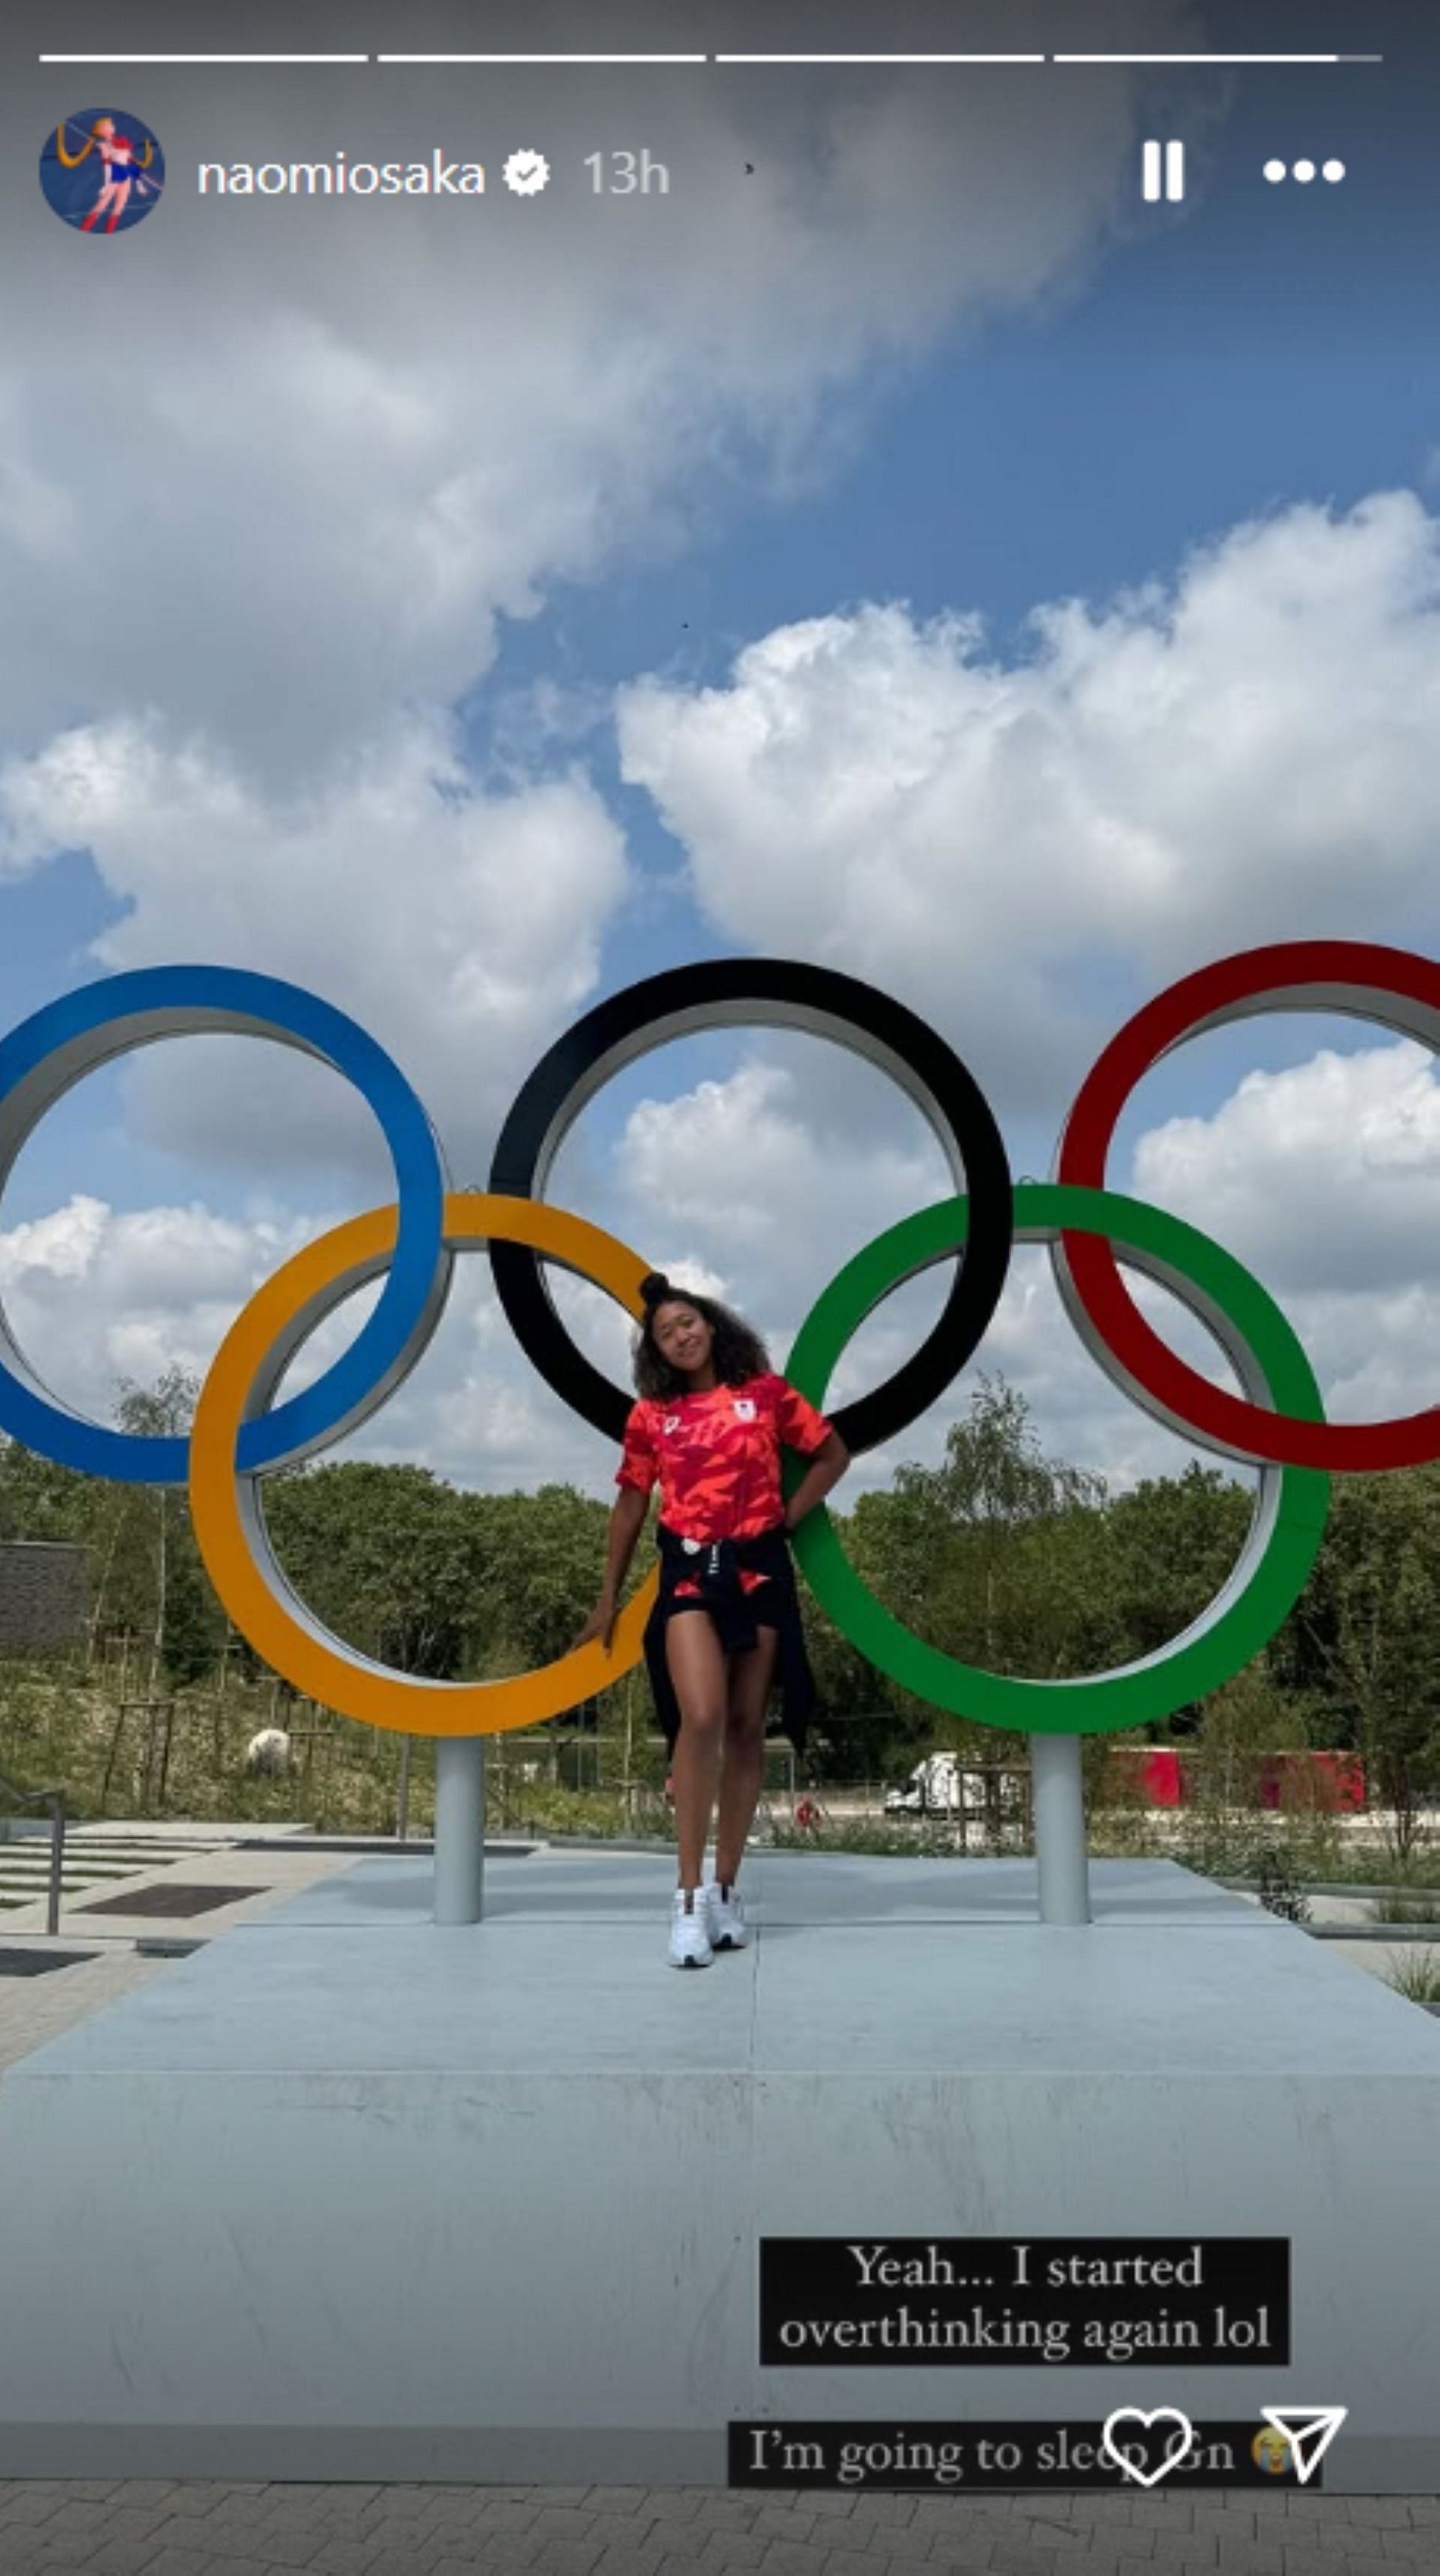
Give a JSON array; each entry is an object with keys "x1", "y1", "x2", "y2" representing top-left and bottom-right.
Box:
[{"x1": 632, "y1": 1272, "x2": 770, "y2": 1401}]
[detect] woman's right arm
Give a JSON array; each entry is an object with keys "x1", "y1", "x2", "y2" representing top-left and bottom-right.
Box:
[{"x1": 573, "y1": 1485, "x2": 650, "y2": 1650}]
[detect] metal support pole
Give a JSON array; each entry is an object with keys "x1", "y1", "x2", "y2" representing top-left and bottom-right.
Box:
[
  {"x1": 46, "y1": 1795, "x2": 65, "y2": 1938},
  {"x1": 1032, "y1": 1733, "x2": 1090, "y2": 1926},
  {"x1": 434, "y1": 1736, "x2": 485, "y2": 1925},
  {"x1": 395, "y1": 1734, "x2": 412, "y2": 1842}
]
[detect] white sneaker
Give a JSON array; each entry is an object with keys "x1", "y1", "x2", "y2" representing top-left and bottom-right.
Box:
[
  {"x1": 669, "y1": 1889, "x2": 713, "y2": 1969},
  {"x1": 704, "y1": 1881, "x2": 749, "y2": 1951}
]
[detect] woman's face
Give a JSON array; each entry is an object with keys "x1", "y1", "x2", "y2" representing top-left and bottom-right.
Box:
[{"x1": 651, "y1": 1301, "x2": 713, "y2": 1377}]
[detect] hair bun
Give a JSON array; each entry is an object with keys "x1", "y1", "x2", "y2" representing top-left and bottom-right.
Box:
[{"x1": 640, "y1": 1271, "x2": 674, "y2": 1308}]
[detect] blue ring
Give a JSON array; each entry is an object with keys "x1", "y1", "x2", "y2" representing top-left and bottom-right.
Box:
[{"x1": 0, "y1": 968, "x2": 448, "y2": 1483}]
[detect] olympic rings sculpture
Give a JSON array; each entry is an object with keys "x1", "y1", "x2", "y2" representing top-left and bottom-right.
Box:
[{"x1": 0, "y1": 942, "x2": 1430, "y2": 1740}]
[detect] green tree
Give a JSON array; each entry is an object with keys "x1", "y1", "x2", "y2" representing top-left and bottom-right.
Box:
[
  {"x1": 264, "y1": 1461, "x2": 486, "y2": 1677},
  {"x1": 839, "y1": 1378, "x2": 1112, "y2": 1766},
  {"x1": 112, "y1": 1367, "x2": 226, "y2": 1689},
  {"x1": 1305, "y1": 1467, "x2": 1440, "y2": 1859},
  {"x1": 1104, "y1": 1462, "x2": 1253, "y2": 1733}
]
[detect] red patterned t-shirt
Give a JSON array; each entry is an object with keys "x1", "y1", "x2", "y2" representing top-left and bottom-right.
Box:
[{"x1": 616, "y1": 1374, "x2": 832, "y2": 1589}]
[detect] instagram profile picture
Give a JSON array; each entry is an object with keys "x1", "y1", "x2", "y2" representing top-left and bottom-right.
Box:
[{"x1": 40, "y1": 109, "x2": 164, "y2": 234}]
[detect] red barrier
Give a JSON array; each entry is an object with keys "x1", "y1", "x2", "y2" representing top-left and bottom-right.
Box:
[{"x1": 1106, "y1": 1747, "x2": 1365, "y2": 1811}]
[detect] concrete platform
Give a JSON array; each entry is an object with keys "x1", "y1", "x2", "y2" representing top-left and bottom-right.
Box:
[{"x1": 0, "y1": 1849, "x2": 1436, "y2": 2491}]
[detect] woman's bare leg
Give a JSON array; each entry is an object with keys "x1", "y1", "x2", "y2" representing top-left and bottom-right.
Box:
[
  {"x1": 714, "y1": 1626, "x2": 778, "y2": 1888},
  {"x1": 667, "y1": 1614, "x2": 728, "y2": 1890}
]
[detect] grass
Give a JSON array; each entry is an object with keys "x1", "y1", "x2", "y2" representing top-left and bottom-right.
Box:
[
  {"x1": 766, "y1": 1817, "x2": 1024, "y2": 1858},
  {"x1": 1385, "y1": 1953, "x2": 1440, "y2": 2006},
  {"x1": 1300, "y1": 1851, "x2": 1440, "y2": 1887},
  {"x1": 1370, "y1": 1887, "x2": 1440, "y2": 1924}
]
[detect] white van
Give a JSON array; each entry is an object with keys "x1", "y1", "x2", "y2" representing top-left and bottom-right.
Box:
[{"x1": 884, "y1": 1752, "x2": 962, "y2": 1816}]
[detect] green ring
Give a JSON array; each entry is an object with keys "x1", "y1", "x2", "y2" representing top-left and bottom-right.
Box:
[{"x1": 783, "y1": 1184, "x2": 1330, "y2": 1736}]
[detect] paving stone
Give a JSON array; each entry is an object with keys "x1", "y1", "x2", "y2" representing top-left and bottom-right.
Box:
[
  {"x1": 1162, "y1": 2560, "x2": 1256, "y2": 2576},
  {"x1": 750, "y1": 2510, "x2": 820, "y2": 2543},
  {"x1": 428, "y1": 2550, "x2": 541, "y2": 2576},
  {"x1": 756, "y1": 2542, "x2": 832, "y2": 2576},
  {"x1": 694, "y1": 2540, "x2": 772, "y2": 2574},
  {"x1": 840, "y1": 2498, "x2": 920, "y2": 2529},
  {"x1": 184, "y1": 2562, "x2": 276, "y2": 2576},
  {"x1": 34, "y1": 2505, "x2": 119, "y2": 2542},
  {"x1": 430, "y1": 2500, "x2": 542, "y2": 2536},
  {"x1": 184, "y1": 2526, "x2": 286, "y2": 2563},
  {"x1": 71, "y1": 2543, "x2": 161, "y2": 2576},
  {"x1": 0, "y1": 2493, "x2": 68, "y2": 2527},
  {"x1": 260, "y1": 2530, "x2": 341, "y2": 2568},
  {"x1": 0, "y1": 2554, "x2": 94, "y2": 2576},
  {"x1": 350, "y1": 2490, "x2": 435, "y2": 2519},
  {"x1": 589, "y1": 2539, "x2": 680, "y2": 2576},
  {"x1": 0, "y1": 2486, "x2": 1436, "y2": 2576},
  {"x1": 361, "y1": 2543, "x2": 458, "y2": 2576},
  {"x1": 860, "y1": 2527, "x2": 935, "y2": 2568},
  {"x1": 526, "y1": 2540, "x2": 607, "y2": 2576},
  {"x1": 692, "y1": 2502, "x2": 765, "y2": 2532}
]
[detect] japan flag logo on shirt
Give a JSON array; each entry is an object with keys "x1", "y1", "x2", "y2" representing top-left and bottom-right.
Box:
[{"x1": 732, "y1": 1398, "x2": 757, "y2": 1421}]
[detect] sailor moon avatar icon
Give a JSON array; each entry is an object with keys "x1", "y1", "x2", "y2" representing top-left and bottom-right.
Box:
[{"x1": 40, "y1": 110, "x2": 165, "y2": 233}]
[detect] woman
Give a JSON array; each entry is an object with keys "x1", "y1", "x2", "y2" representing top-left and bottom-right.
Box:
[
  {"x1": 65, "y1": 118, "x2": 156, "y2": 233},
  {"x1": 576, "y1": 1274, "x2": 849, "y2": 1968}
]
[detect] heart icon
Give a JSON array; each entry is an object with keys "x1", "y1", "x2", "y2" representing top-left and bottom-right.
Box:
[{"x1": 1100, "y1": 2407, "x2": 1196, "y2": 2487}]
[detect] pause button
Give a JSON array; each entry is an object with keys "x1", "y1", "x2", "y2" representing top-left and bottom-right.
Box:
[{"x1": 1142, "y1": 139, "x2": 1185, "y2": 202}]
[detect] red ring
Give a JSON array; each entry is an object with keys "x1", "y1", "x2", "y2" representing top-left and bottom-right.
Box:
[{"x1": 1054, "y1": 941, "x2": 1440, "y2": 1471}]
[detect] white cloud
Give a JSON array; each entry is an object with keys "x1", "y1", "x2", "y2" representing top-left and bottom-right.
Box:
[
  {"x1": 1132, "y1": 1039, "x2": 1440, "y2": 1295},
  {"x1": 617, "y1": 1056, "x2": 945, "y2": 1266},
  {"x1": 0, "y1": 1196, "x2": 324, "y2": 1426},
  {"x1": 0, "y1": 713, "x2": 628, "y2": 1186},
  {"x1": 617, "y1": 491, "x2": 1440, "y2": 1116},
  {"x1": 1, "y1": 3, "x2": 1194, "y2": 788}
]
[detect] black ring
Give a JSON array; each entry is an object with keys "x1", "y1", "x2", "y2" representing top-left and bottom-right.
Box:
[{"x1": 487, "y1": 959, "x2": 1012, "y2": 1455}]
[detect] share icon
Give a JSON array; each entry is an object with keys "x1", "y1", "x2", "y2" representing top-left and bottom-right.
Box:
[{"x1": 1259, "y1": 2407, "x2": 1348, "y2": 2485}]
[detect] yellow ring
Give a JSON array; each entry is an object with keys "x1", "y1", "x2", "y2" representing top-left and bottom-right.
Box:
[{"x1": 190, "y1": 1193, "x2": 655, "y2": 1736}]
